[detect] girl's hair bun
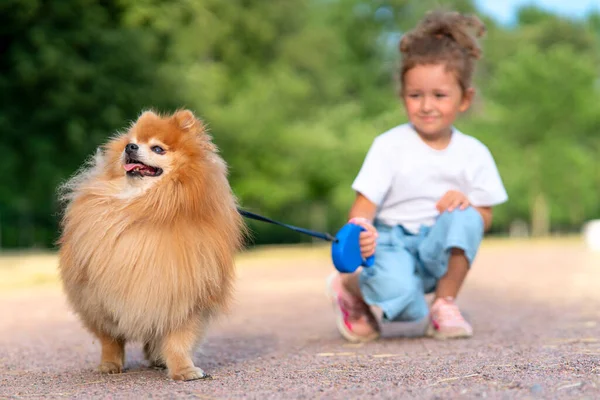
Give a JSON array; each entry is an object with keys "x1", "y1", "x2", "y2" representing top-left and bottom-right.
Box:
[
  {"x1": 400, "y1": 11, "x2": 486, "y2": 60},
  {"x1": 398, "y1": 10, "x2": 487, "y2": 91}
]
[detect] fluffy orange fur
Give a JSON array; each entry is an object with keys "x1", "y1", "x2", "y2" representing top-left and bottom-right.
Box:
[{"x1": 57, "y1": 110, "x2": 245, "y2": 381}]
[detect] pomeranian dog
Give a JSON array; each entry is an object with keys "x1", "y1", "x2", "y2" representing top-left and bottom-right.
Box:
[{"x1": 57, "y1": 109, "x2": 245, "y2": 381}]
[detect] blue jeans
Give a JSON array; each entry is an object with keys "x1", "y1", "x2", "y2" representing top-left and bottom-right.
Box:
[{"x1": 359, "y1": 207, "x2": 484, "y2": 322}]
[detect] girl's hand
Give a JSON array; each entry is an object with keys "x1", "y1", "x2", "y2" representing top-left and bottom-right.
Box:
[
  {"x1": 436, "y1": 190, "x2": 470, "y2": 213},
  {"x1": 349, "y1": 217, "x2": 378, "y2": 258}
]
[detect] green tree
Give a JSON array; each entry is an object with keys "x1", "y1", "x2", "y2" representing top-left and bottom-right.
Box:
[
  {"x1": 0, "y1": 0, "x2": 179, "y2": 247},
  {"x1": 2, "y1": 0, "x2": 599, "y2": 248},
  {"x1": 479, "y1": 43, "x2": 600, "y2": 235}
]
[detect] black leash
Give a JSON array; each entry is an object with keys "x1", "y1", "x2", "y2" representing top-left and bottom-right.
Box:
[{"x1": 237, "y1": 208, "x2": 338, "y2": 243}]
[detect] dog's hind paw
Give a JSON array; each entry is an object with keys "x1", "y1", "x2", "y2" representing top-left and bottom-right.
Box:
[
  {"x1": 150, "y1": 361, "x2": 167, "y2": 370},
  {"x1": 98, "y1": 361, "x2": 123, "y2": 374},
  {"x1": 169, "y1": 367, "x2": 212, "y2": 381}
]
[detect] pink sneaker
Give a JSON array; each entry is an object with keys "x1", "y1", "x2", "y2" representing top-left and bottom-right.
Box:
[
  {"x1": 426, "y1": 297, "x2": 473, "y2": 339},
  {"x1": 326, "y1": 272, "x2": 380, "y2": 342}
]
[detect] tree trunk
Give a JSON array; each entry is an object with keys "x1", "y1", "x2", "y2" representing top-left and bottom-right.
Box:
[
  {"x1": 531, "y1": 193, "x2": 550, "y2": 237},
  {"x1": 309, "y1": 201, "x2": 328, "y2": 245}
]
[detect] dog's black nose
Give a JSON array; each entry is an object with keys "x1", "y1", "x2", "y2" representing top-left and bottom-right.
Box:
[{"x1": 125, "y1": 143, "x2": 139, "y2": 154}]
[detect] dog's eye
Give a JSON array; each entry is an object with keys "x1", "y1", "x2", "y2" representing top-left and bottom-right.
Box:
[{"x1": 151, "y1": 146, "x2": 165, "y2": 155}]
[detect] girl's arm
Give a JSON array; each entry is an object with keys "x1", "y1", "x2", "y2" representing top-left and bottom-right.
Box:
[
  {"x1": 348, "y1": 193, "x2": 379, "y2": 258},
  {"x1": 349, "y1": 193, "x2": 378, "y2": 221},
  {"x1": 474, "y1": 206, "x2": 493, "y2": 232}
]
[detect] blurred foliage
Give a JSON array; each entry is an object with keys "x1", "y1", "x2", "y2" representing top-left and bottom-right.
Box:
[{"x1": 0, "y1": 0, "x2": 599, "y2": 248}]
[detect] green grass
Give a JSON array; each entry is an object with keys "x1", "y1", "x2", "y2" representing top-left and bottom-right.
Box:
[
  {"x1": 0, "y1": 236, "x2": 584, "y2": 293},
  {"x1": 0, "y1": 252, "x2": 62, "y2": 292}
]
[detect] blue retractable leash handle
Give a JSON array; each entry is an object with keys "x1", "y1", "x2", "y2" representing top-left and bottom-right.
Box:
[
  {"x1": 238, "y1": 208, "x2": 374, "y2": 273},
  {"x1": 331, "y1": 223, "x2": 375, "y2": 273}
]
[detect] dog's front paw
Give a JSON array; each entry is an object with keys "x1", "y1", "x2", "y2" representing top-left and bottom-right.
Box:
[
  {"x1": 169, "y1": 367, "x2": 212, "y2": 381},
  {"x1": 99, "y1": 361, "x2": 123, "y2": 374},
  {"x1": 149, "y1": 361, "x2": 167, "y2": 370}
]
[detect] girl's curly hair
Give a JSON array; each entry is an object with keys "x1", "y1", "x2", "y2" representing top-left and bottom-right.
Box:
[{"x1": 399, "y1": 11, "x2": 486, "y2": 92}]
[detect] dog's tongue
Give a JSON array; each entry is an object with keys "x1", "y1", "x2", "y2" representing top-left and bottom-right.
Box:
[{"x1": 124, "y1": 163, "x2": 142, "y2": 172}]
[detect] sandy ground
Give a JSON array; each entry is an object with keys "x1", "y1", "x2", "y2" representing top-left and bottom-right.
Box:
[{"x1": 1, "y1": 240, "x2": 599, "y2": 399}]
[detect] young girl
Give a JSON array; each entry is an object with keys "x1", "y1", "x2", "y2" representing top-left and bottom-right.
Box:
[{"x1": 327, "y1": 11, "x2": 508, "y2": 342}]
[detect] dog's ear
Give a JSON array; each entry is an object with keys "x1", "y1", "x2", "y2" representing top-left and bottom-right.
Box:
[
  {"x1": 174, "y1": 109, "x2": 203, "y2": 132},
  {"x1": 174, "y1": 109, "x2": 214, "y2": 151},
  {"x1": 137, "y1": 110, "x2": 158, "y2": 122}
]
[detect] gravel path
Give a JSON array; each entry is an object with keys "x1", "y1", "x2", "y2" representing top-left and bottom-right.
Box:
[{"x1": 1, "y1": 241, "x2": 599, "y2": 399}]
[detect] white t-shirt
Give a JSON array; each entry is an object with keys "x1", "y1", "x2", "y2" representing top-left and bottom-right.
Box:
[{"x1": 352, "y1": 124, "x2": 508, "y2": 233}]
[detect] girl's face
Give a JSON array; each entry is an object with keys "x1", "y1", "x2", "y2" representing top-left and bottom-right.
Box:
[{"x1": 402, "y1": 64, "x2": 473, "y2": 142}]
